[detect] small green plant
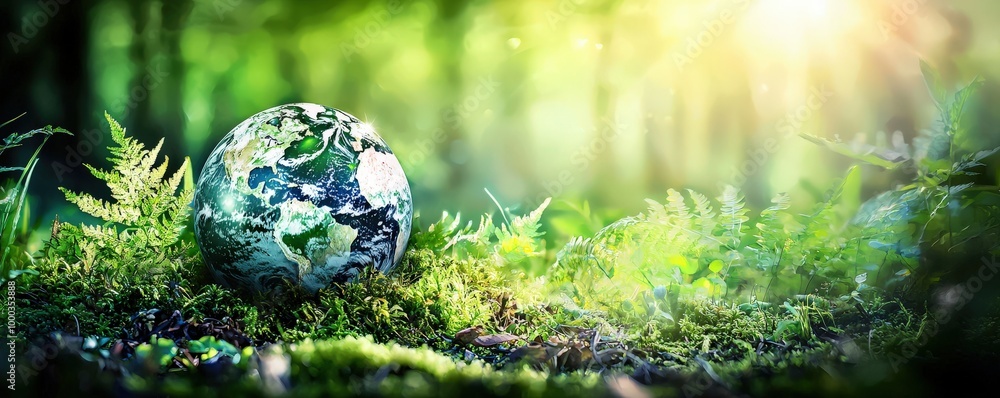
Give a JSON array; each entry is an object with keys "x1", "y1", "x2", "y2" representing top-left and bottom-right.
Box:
[
  {"x1": 805, "y1": 61, "x2": 1000, "y2": 286},
  {"x1": 0, "y1": 113, "x2": 70, "y2": 279},
  {"x1": 48, "y1": 113, "x2": 196, "y2": 282},
  {"x1": 550, "y1": 173, "x2": 876, "y2": 316},
  {"x1": 15, "y1": 114, "x2": 206, "y2": 340},
  {"x1": 411, "y1": 189, "x2": 552, "y2": 275}
]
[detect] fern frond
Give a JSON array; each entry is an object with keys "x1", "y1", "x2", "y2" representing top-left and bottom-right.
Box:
[
  {"x1": 756, "y1": 193, "x2": 791, "y2": 250},
  {"x1": 164, "y1": 157, "x2": 189, "y2": 195},
  {"x1": 148, "y1": 156, "x2": 171, "y2": 189},
  {"x1": 764, "y1": 192, "x2": 791, "y2": 215},
  {"x1": 495, "y1": 198, "x2": 550, "y2": 263},
  {"x1": 54, "y1": 114, "x2": 194, "y2": 269},
  {"x1": 59, "y1": 187, "x2": 141, "y2": 224},
  {"x1": 140, "y1": 138, "x2": 165, "y2": 175},
  {"x1": 556, "y1": 236, "x2": 613, "y2": 278},
  {"x1": 509, "y1": 197, "x2": 550, "y2": 238},
  {"x1": 408, "y1": 211, "x2": 461, "y2": 250},
  {"x1": 687, "y1": 189, "x2": 717, "y2": 239},
  {"x1": 446, "y1": 213, "x2": 494, "y2": 251},
  {"x1": 643, "y1": 198, "x2": 668, "y2": 223},
  {"x1": 718, "y1": 185, "x2": 749, "y2": 248},
  {"x1": 666, "y1": 189, "x2": 692, "y2": 229}
]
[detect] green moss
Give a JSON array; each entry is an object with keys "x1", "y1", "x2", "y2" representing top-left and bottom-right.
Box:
[
  {"x1": 16, "y1": 247, "x2": 542, "y2": 349},
  {"x1": 282, "y1": 336, "x2": 605, "y2": 397},
  {"x1": 21, "y1": 334, "x2": 607, "y2": 397}
]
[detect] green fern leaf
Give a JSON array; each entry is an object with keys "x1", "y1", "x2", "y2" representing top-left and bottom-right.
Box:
[
  {"x1": 54, "y1": 113, "x2": 194, "y2": 269},
  {"x1": 718, "y1": 185, "x2": 749, "y2": 248}
]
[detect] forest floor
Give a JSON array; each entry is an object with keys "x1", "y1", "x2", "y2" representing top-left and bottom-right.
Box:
[{"x1": 11, "y1": 243, "x2": 1000, "y2": 397}]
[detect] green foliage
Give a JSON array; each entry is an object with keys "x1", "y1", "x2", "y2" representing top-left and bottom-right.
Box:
[
  {"x1": 52, "y1": 113, "x2": 195, "y2": 272},
  {"x1": 408, "y1": 210, "x2": 480, "y2": 253},
  {"x1": 135, "y1": 337, "x2": 180, "y2": 368},
  {"x1": 14, "y1": 115, "x2": 203, "y2": 342},
  {"x1": 0, "y1": 115, "x2": 71, "y2": 278},
  {"x1": 411, "y1": 192, "x2": 552, "y2": 274},
  {"x1": 548, "y1": 65, "x2": 997, "y2": 323},
  {"x1": 718, "y1": 185, "x2": 751, "y2": 249},
  {"x1": 16, "y1": 114, "x2": 207, "y2": 339},
  {"x1": 186, "y1": 336, "x2": 241, "y2": 361},
  {"x1": 553, "y1": 184, "x2": 823, "y2": 307},
  {"x1": 809, "y1": 64, "x2": 1000, "y2": 284},
  {"x1": 543, "y1": 200, "x2": 620, "y2": 242},
  {"x1": 494, "y1": 197, "x2": 551, "y2": 268},
  {"x1": 282, "y1": 336, "x2": 603, "y2": 397}
]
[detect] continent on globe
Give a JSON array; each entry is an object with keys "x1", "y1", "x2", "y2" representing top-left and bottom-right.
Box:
[{"x1": 193, "y1": 103, "x2": 412, "y2": 293}]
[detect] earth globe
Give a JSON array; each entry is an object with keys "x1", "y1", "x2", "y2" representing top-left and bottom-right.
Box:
[{"x1": 193, "y1": 103, "x2": 412, "y2": 293}]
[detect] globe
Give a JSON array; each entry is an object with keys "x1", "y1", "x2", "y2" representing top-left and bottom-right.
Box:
[{"x1": 193, "y1": 103, "x2": 412, "y2": 293}]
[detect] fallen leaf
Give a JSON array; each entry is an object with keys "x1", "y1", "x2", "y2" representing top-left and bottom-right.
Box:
[
  {"x1": 472, "y1": 333, "x2": 519, "y2": 347},
  {"x1": 454, "y1": 326, "x2": 485, "y2": 345},
  {"x1": 507, "y1": 344, "x2": 550, "y2": 363}
]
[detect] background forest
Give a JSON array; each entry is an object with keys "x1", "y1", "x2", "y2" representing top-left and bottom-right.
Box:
[{"x1": 2, "y1": 0, "x2": 999, "y2": 240}]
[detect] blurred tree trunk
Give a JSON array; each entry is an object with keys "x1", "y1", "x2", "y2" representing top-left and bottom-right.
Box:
[
  {"x1": 331, "y1": 2, "x2": 374, "y2": 111},
  {"x1": 590, "y1": 0, "x2": 623, "y2": 205},
  {"x1": 493, "y1": 4, "x2": 535, "y2": 207},
  {"x1": 429, "y1": 0, "x2": 470, "y2": 190},
  {"x1": 160, "y1": 0, "x2": 193, "y2": 158},
  {"x1": 126, "y1": 0, "x2": 193, "y2": 166},
  {"x1": 642, "y1": 82, "x2": 674, "y2": 194},
  {"x1": 0, "y1": 0, "x2": 91, "y2": 212},
  {"x1": 496, "y1": 58, "x2": 535, "y2": 204}
]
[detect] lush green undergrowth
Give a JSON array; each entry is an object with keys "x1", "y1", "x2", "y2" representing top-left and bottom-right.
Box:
[{"x1": 4, "y1": 65, "x2": 1000, "y2": 396}]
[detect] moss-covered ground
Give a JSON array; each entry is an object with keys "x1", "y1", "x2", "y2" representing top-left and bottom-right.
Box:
[{"x1": 12, "y1": 236, "x2": 1000, "y2": 397}]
